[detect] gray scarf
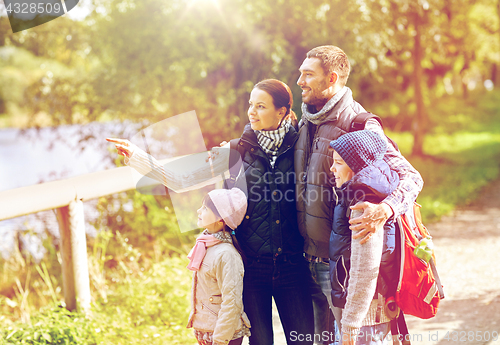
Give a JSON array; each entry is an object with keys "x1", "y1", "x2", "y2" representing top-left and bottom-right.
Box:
[
  {"x1": 255, "y1": 118, "x2": 292, "y2": 168},
  {"x1": 301, "y1": 86, "x2": 348, "y2": 125}
]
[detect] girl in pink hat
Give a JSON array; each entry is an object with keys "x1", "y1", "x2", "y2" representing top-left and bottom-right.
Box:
[{"x1": 186, "y1": 188, "x2": 251, "y2": 345}]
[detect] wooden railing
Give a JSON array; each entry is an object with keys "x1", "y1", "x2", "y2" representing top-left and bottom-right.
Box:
[{"x1": 0, "y1": 161, "x2": 170, "y2": 312}]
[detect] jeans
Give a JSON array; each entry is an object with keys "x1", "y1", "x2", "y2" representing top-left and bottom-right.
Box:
[
  {"x1": 243, "y1": 253, "x2": 314, "y2": 345},
  {"x1": 308, "y1": 261, "x2": 340, "y2": 345}
]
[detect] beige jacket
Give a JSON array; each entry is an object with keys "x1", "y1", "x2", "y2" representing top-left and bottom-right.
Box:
[{"x1": 187, "y1": 242, "x2": 251, "y2": 344}]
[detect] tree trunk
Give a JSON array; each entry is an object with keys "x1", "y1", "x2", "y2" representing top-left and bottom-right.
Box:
[{"x1": 411, "y1": 10, "x2": 428, "y2": 157}]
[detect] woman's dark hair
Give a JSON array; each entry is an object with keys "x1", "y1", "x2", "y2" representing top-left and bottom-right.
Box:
[
  {"x1": 254, "y1": 79, "x2": 298, "y2": 129},
  {"x1": 202, "y1": 194, "x2": 247, "y2": 264}
]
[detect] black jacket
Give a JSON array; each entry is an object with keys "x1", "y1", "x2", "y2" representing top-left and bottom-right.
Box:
[
  {"x1": 329, "y1": 160, "x2": 400, "y2": 308},
  {"x1": 230, "y1": 123, "x2": 304, "y2": 259},
  {"x1": 294, "y1": 88, "x2": 366, "y2": 258}
]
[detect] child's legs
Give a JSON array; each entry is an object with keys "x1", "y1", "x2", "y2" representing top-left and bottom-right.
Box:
[
  {"x1": 272, "y1": 254, "x2": 315, "y2": 345},
  {"x1": 243, "y1": 258, "x2": 274, "y2": 345}
]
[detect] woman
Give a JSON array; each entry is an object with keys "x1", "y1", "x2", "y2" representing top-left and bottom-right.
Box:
[
  {"x1": 228, "y1": 79, "x2": 314, "y2": 345},
  {"x1": 107, "y1": 79, "x2": 314, "y2": 345}
]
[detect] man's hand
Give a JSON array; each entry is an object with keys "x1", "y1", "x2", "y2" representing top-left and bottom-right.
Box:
[{"x1": 349, "y1": 202, "x2": 393, "y2": 244}]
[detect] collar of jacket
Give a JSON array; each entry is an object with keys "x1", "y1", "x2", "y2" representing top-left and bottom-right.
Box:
[
  {"x1": 302, "y1": 87, "x2": 354, "y2": 126},
  {"x1": 239, "y1": 123, "x2": 298, "y2": 159}
]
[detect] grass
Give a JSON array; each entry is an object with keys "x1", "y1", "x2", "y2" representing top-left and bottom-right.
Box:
[
  {"x1": 388, "y1": 124, "x2": 500, "y2": 222},
  {"x1": 0, "y1": 214, "x2": 196, "y2": 345}
]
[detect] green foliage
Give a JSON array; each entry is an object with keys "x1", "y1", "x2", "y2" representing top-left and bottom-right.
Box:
[
  {"x1": 1, "y1": 252, "x2": 195, "y2": 345},
  {"x1": 90, "y1": 257, "x2": 195, "y2": 345},
  {"x1": 2, "y1": 306, "x2": 98, "y2": 345},
  {"x1": 389, "y1": 126, "x2": 500, "y2": 222},
  {"x1": 1, "y1": 187, "x2": 197, "y2": 344},
  {"x1": 90, "y1": 190, "x2": 196, "y2": 262}
]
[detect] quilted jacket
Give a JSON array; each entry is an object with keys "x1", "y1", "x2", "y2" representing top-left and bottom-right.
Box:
[
  {"x1": 231, "y1": 123, "x2": 304, "y2": 259},
  {"x1": 294, "y1": 88, "x2": 366, "y2": 259},
  {"x1": 187, "y1": 242, "x2": 251, "y2": 344},
  {"x1": 329, "y1": 160, "x2": 400, "y2": 308}
]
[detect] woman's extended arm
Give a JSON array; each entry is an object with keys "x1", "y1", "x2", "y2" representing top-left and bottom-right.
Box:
[
  {"x1": 107, "y1": 138, "x2": 233, "y2": 193},
  {"x1": 107, "y1": 138, "x2": 170, "y2": 187}
]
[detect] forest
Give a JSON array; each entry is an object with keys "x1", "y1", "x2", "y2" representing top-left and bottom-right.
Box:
[{"x1": 1, "y1": 0, "x2": 500, "y2": 343}]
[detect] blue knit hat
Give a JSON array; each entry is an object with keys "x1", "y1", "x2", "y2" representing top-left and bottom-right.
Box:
[{"x1": 329, "y1": 130, "x2": 387, "y2": 173}]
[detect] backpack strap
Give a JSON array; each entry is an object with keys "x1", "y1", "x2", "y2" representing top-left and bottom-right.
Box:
[
  {"x1": 350, "y1": 112, "x2": 383, "y2": 132},
  {"x1": 350, "y1": 112, "x2": 399, "y2": 152},
  {"x1": 430, "y1": 258, "x2": 445, "y2": 299},
  {"x1": 391, "y1": 312, "x2": 411, "y2": 345}
]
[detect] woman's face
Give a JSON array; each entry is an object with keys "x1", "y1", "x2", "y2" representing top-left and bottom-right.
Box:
[
  {"x1": 248, "y1": 88, "x2": 286, "y2": 131},
  {"x1": 197, "y1": 203, "x2": 221, "y2": 233},
  {"x1": 330, "y1": 151, "x2": 354, "y2": 188}
]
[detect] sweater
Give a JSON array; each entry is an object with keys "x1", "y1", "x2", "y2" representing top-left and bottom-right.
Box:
[{"x1": 330, "y1": 161, "x2": 399, "y2": 336}]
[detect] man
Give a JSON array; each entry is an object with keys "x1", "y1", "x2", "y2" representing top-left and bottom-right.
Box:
[{"x1": 294, "y1": 45, "x2": 423, "y2": 343}]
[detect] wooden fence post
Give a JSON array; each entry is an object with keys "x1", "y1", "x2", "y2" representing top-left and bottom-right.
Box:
[{"x1": 56, "y1": 199, "x2": 91, "y2": 313}]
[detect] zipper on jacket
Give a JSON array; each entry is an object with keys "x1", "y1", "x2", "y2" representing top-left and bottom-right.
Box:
[
  {"x1": 313, "y1": 137, "x2": 320, "y2": 150},
  {"x1": 303, "y1": 125, "x2": 319, "y2": 182},
  {"x1": 201, "y1": 302, "x2": 218, "y2": 316}
]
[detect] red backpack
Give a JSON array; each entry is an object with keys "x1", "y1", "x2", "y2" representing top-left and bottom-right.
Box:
[
  {"x1": 395, "y1": 203, "x2": 444, "y2": 318},
  {"x1": 350, "y1": 113, "x2": 445, "y2": 344}
]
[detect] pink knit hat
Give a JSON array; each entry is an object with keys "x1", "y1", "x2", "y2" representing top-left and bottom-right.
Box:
[{"x1": 208, "y1": 188, "x2": 247, "y2": 230}]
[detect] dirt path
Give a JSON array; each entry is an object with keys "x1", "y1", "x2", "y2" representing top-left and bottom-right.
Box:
[{"x1": 245, "y1": 179, "x2": 500, "y2": 345}]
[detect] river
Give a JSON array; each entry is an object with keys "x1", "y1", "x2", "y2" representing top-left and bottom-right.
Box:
[{"x1": 0, "y1": 121, "x2": 133, "y2": 260}]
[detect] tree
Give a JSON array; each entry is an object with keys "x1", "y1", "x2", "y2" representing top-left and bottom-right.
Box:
[{"x1": 348, "y1": 0, "x2": 484, "y2": 156}]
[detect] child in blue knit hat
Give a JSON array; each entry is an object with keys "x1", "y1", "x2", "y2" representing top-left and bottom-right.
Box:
[{"x1": 328, "y1": 130, "x2": 400, "y2": 345}]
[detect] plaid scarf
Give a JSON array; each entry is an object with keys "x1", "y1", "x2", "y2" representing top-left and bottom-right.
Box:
[
  {"x1": 211, "y1": 229, "x2": 233, "y2": 243},
  {"x1": 301, "y1": 86, "x2": 348, "y2": 125},
  {"x1": 255, "y1": 118, "x2": 291, "y2": 167}
]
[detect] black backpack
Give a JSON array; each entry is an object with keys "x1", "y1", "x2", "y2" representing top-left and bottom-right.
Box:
[{"x1": 350, "y1": 112, "x2": 399, "y2": 152}]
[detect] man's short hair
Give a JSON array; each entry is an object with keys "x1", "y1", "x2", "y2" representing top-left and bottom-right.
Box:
[{"x1": 306, "y1": 46, "x2": 351, "y2": 87}]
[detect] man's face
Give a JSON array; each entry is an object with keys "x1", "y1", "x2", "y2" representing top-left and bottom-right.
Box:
[{"x1": 297, "y1": 57, "x2": 332, "y2": 108}]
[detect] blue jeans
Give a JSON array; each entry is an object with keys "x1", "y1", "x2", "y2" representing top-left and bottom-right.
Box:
[
  {"x1": 308, "y1": 261, "x2": 340, "y2": 345},
  {"x1": 243, "y1": 254, "x2": 314, "y2": 345}
]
